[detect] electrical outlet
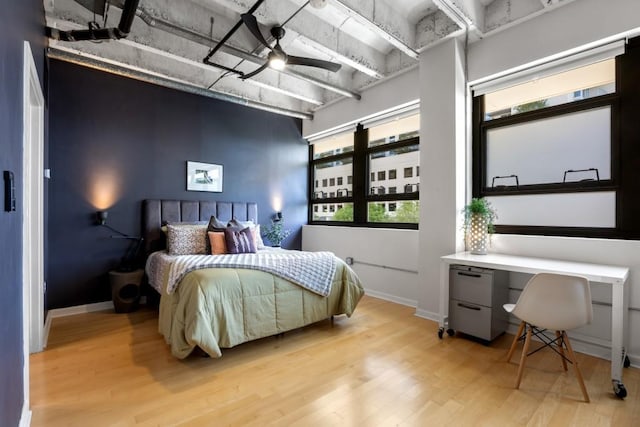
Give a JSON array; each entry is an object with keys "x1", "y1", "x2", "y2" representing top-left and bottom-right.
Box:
[{"x1": 345, "y1": 257, "x2": 354, "y2": 265}]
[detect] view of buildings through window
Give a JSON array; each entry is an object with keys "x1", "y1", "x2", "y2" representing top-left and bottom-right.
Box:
[{"x1": 311, "y1": 113, "x2": 420, "y2": 225}]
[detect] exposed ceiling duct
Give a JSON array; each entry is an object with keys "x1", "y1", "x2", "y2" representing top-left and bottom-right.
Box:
[{"x1": 47, "y1": 0, "x2": 140, "y2": 42}]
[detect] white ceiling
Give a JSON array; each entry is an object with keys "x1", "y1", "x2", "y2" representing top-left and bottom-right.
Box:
[{"x1": 44, "y1": 0, "x2": 574, "y2": 119}]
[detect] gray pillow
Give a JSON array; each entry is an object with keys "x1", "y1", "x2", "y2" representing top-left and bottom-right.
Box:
[{"x1": 207, "y1": 215, "x2": 228, "y2": 232}]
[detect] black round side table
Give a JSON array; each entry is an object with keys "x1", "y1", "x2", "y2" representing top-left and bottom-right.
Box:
[{"x1": 108, "y1": 269, "x2": 144, "y2": 313}]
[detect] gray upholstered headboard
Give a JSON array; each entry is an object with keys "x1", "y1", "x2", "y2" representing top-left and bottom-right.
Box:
[{"x1": 142, "y1": 199, "x2": 258, "y2": 255}]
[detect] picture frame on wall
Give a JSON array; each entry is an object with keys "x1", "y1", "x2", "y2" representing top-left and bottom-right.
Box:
[{"x1": 186, "y1": 161, "x2": 223, "y2": 192}]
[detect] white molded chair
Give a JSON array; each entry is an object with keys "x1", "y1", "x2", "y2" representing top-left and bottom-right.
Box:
[{"x1": 503, "y1": 273, "x2": 593, "y2": 402}]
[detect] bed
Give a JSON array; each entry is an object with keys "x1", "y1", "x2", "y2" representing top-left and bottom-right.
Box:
[{"x1": 142, "y1": 199, "x2": 364, "y2": 359}]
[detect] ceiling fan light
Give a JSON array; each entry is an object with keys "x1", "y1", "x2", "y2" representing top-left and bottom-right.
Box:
[
  {"x1": 309, "y1": 0, "x2": 328, "y2": 9},
  {"x1": 269, "y1": 56, "x2": 286, "y2": 70}
]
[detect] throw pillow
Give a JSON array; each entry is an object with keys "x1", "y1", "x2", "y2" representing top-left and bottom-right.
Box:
[
  {"x1": 224, "y1": 227, "x2": 256, "y2": 254},
  {"x1": 166, "y1": 224, "x2": 208, "y2": 255},
  {"x1": 207, "y1": 231, "x2": 227, "y2": 255}
]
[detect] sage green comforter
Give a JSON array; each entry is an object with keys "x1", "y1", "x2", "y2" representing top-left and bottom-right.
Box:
[{"x1": 158, "y1": 259, "x2": 364, "y2": 359}]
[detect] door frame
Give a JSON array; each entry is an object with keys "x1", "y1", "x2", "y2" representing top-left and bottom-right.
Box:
[{"x1": 21, "y1": 40, "x2": 45, "y2": 426}]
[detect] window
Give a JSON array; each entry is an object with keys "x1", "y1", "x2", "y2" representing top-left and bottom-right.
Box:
[
  {"x1": 309, "y1": 112, "x2": 420, "y2": 227},
  {"x1": 310, "y1": 130, "x2": 354, "y2": 222},
  {"x1": 404, "y1": 167, "x2": 413, "y2": 178},
  {"x1": 315, "y1": 180, "x2": 318, "y2": 188},
  {"x1": 471, "y1": 49, "x2": 640, "y2": 238}
]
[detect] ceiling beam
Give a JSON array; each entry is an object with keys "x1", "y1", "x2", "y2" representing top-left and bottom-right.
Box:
[{"x1": 331, "y1": 0, "x2": 419, "y2": 60}]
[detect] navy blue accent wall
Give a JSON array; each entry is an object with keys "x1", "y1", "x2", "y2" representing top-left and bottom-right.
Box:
[
  {"x1": 48, "y1": 59, "x2": 308, "y2": 309},
  {"x1": 0, "y1": 1, "x2": 46, "y2": 425}
]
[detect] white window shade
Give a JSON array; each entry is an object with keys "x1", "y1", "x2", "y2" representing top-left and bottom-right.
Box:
[
  {"x1": 484, "y1": 59, "x2": 615, "y2": 115},
  {"x1": 472, "y1": 41, "x2": 624, "y2": 97},
  {"x1": 312, "y1": 130, "x2": 355, "y2": 159},
  {"x1": 368, "y1": 114, "x2": 420, "y2": 144}
]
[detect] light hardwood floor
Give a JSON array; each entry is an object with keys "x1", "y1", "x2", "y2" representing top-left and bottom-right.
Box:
[{"x1": 31, "y1": 296, "x2": 640, "y2": 426}]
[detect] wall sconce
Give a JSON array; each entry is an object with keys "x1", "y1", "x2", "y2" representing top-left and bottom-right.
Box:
[
  {"x1": 273, "y1": 211, "x2": 283, "y2": 223},
  {"x1": 97, "y1": 210, "x2": 108, "y2": 225},
  {"x1": 96, "y1": 210, "x2": 144, "y2": 272}
]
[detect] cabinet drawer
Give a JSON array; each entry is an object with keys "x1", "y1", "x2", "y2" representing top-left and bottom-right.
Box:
[
  {"x1": 450, "y1": 266, "x2": 493, "y2": 307},
  {"x1": 449, "y1": 299, "x2": 492, "y2": 341}
]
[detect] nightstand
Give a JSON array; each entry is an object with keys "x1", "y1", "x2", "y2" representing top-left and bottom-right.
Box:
[{"x1": 109, "y1": 269, "x2": 144, "y2": 313}]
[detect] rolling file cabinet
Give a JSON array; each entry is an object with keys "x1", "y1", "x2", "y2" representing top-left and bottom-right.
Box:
[{"x1": 448, "y1": 265, "x2": 509, "y2": 341}]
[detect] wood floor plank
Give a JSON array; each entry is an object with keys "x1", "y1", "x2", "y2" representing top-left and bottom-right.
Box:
[{"x1": 31, "y1": 295, "x2": 640, "y2": 426}]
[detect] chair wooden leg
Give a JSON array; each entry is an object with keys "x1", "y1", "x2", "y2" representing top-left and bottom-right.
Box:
[
  {"x1": 506, "y1": 321, "x2": 525, "y2": 363},
  {"x1": 563, "y1": 331, "x2": 590, "y2": 403},
  {"x1": 515, "y1": 324, "x2": 533, "y2": 389},
  {"x1": 555, "y1": 330, "x2": 568, "y2": 371}
]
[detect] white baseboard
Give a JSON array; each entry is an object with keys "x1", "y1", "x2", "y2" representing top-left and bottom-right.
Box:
[
  {"x1": 413, "y1": 308, "x2": 440, "y2": 323},
  {"x1": 19, "y1": 403, "x2": 31, "y2": 427},
  {"x1": 43, "y1": 301, "x2": 114, "y2": 348},
  {"x1": 364, "y1": 289, "x2": 417, "y2": 308},
  {"x1": 46, "y1": 300, "x2": 114, "y2": 319}
]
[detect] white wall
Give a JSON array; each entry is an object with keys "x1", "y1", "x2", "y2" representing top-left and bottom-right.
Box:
[
  {"x1": 303, "y1": 67, "x2": 419, "y2": 138},
  {"x1": 302, "y1": 225, "x2": 419, "y2": 306},
  {"x1": 417, "y1": 38, "x2": 467, "y2": 320},
  {"x1": 301, "y1": 0, "x2": 640, "y2": 364}
]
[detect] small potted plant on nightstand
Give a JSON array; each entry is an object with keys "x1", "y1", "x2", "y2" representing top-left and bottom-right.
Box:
[
  {"x1": 463, "y1": 198, "x2": 497, "y2": 255},
  {"x1": 262, "y1": 215, "x2": 291, "y2": 247}
]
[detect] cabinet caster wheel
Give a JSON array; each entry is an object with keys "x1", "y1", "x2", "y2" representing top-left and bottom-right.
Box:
[
  {"x1": 438, "y1": 328, "x2": 444, "y2": 339},
  {"x1": 613, "y1": 380, "x2": 627, "y2": 399},
  {"x1": 446, "y1": 328, "x2": 455, "y2": 337},
  {"x1": 624, "y1": 355, "x2": 631, "y2": 368}
]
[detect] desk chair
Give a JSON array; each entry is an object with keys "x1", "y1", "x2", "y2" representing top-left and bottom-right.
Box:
[{"x1": 503, "y1": 273, "x2": 593, "y2": 402}]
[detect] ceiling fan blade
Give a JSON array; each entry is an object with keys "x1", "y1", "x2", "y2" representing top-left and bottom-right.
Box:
[
  {"x1": 286, "y1": 55, "x2": 342, "y2": 72},
  {"x1": 241, "y1": 13, "x2": 272, "y2": 50},
  {"x1": 241, "y1": 62, "x2": 269, "y2": 80}
]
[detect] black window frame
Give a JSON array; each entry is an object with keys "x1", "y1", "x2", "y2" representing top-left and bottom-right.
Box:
[
  {"x1": 309, "y1": 123, "x2": 419, "y2": 229},
  {"x1": 470, "y1": 49, "x2": 640, "y2": 239}
]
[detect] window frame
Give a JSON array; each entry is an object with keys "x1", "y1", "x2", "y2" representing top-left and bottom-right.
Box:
[
  {"x1": 472, "y1": 56, "x2": 623, "y2": 238},
  {"x1": 309, "y1": 122, "x2": 420, "y2": 229}
]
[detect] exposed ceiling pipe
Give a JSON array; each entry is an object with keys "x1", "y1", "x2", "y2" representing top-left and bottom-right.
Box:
[
  {"x1": 47, "y1": 0, "x2": 140, "y2": 41},
  {"x1": 135, "y1": 6, "x2": 361, "y2": 100},
  {"x1": 47, "y1": 47, "x2": 314, "y2": 120}
]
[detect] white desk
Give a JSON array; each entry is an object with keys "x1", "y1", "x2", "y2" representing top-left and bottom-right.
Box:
[{"x1": 439, "y1": 251, "x2": 630, "y2": 398}]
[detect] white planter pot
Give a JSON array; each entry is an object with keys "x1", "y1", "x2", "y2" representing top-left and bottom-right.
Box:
[{"x1": 466, "y1": 214, "x2": 488, "y2": 255}]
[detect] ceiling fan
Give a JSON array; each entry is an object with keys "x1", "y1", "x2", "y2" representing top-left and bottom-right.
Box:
[
  {"x1": 202, "y1": 0, "x2": 341, "y2": 80},
  {"x1": 239, "y1": 12, "x2": 342, "y2": 80}
]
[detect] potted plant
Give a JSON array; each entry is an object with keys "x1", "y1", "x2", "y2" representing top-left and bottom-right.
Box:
[
  {"x1": 262, "y1": 219, "x2": 291, "y2": 247},
  {"x1": 462, "y1": 198, "x2": 497, "y2": 255}
]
